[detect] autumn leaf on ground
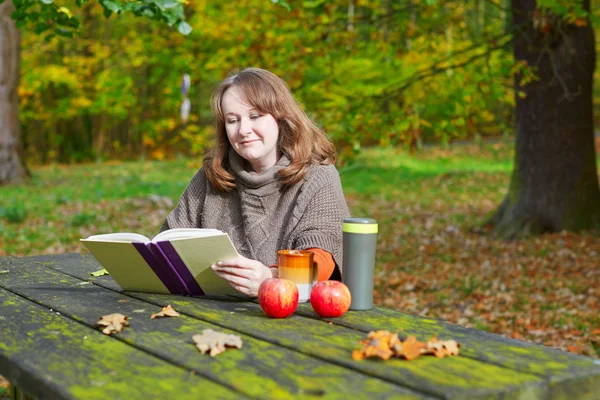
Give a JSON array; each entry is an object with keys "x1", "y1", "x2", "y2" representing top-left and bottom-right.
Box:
[
  {"x1": 192, "y1": 329, "x2": 243, "y2": 357},
  {"x1": 352, "y1": 331, "x2": 460, "y2": 361},
  {"x1": 151, "y1": 304, "x2": 180, "y2": 319},
  {"x1": 96, "y1": 313, "x2": 129, "y2": 335}
]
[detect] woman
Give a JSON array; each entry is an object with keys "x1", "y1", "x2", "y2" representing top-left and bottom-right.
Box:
[{"x1": 161, "y1": 68, "x2": 350, "y2": 296}]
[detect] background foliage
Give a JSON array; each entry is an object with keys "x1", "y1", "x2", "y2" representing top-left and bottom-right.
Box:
[{"x1": 16, "y1": 0, "x2": 571, "y2": 164}]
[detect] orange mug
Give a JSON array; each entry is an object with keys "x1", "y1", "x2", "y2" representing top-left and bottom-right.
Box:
[{"x1": 277, "y1": 250, "x2": 318, "y2": 302}]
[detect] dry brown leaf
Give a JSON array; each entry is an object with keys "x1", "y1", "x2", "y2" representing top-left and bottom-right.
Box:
[
  {"x1": 397, "y1": 335, "x2": 427, "y2": 360},
  {"x1": 351, "y1": 350, "x2": 366, "y2": 361},
  {"x1": 192, "y1": 329, "x2": 243, "y2": 357},
  {"x1": 151, "y1": 304, "x2": 180, "y2": 319},
  {"x1": 352, "y1": 331, "x2": 460, "y2": 361},
  {"x1": 423, "y1": 336, "x2": 461, "y2": 358},
  {"x1": 353, "y1": 330, "x2": 397, "y2": 361},
  {"x1": 96, "y1": 313, "x2": 129, "y2": 335}
]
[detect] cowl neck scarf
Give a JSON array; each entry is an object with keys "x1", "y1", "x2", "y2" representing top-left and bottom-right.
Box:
[{"x1": 228, "y1": 149, "x2": 291, "y2": 196}]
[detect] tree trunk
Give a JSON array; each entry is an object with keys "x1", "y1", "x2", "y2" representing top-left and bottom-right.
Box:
[
  {"x1": 489, "y1": 0, "x2": 600, "y2": 238},
  {"x1": 0, "y1": 0, "x2": 26, "y2": 185}
]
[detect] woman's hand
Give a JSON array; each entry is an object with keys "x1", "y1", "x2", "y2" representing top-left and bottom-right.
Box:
[{"x1": 211, "y1": 256, "x2": 274, "y2": 297}]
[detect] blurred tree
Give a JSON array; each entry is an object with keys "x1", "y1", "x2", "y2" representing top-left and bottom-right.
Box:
[
  {"x1": 0, "y1": 0, "x2": 27, "y2": 184},
  {"x1": 0, "y1": 0, "x2": 191, "y2": 185},
  {"x1": 488, "y1": 0, "x2": 600, "y2": 238}
]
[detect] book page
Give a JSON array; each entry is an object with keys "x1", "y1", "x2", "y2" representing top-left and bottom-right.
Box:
[
  {"x1": 152, "y1": 228, "x2": 224, "y2": 243},
  {"x1": 83, "y1": 232, "x2": 151, "y2": 243},
  {"x1": 168, "y1": 234, "x2": 239, "y2": 295},
  {"x1": 80, "y1": 241, "x2": 170, "y2": 294}
]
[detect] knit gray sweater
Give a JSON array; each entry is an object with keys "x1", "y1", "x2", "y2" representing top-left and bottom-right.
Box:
[{"x1": 160, "y1": 150, "x2": 350, "y2": 276}]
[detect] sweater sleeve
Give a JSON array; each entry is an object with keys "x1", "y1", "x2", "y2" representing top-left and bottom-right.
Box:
[
  {"x1": 160, "y1": 167, "x2": 207, "y2": 232},
  {"x1": 307, "y1": 248, "x2": 336, "y2": 281},
  {"x1": 291, "y1": 166, "x2": 350, "y2": 277}
]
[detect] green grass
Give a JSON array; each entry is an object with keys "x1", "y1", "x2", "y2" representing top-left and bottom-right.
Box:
[
  {"x1": 0, "y1": 143, "x2": 514, "y2": 228},
  {"x1": 340, "y1": 144, "x2": 513, "y2": 199},
  {"x1": 2, "y1": 159, "x2": 198, "y2": 215}
]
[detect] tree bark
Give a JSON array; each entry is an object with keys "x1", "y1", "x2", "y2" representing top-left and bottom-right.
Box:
[
  {"x1": 0, "y1": 0, "x2": 26, "y2": 185},
  {"x1": 489, "y1": 0, "x2": 600, "y2": 238}
]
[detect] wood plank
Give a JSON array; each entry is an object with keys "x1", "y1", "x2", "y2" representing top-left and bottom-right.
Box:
[
  {"x1": 34, "y1": 253, "x2": 600, "y2": 399},
  {"x1": 0, "y1": 256, "x2": 429, "y2": 399},
  {"x1": 10, "y1": 253, "x2": 554, "y2": 399},
  {"x1": 0, "y1": 287, "x2": 240, "y2": 400}
]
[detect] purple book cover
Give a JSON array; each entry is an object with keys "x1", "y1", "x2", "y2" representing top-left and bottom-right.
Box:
[
  {"x1": 146, "y1": 243, "x2": 188, "y2": 295},
  {"x1": 132, "y1": 242, "x2": 181, "y2": 294},
  {"x1": 156, "y1": 241, "x2": 205, "y2": 296}
]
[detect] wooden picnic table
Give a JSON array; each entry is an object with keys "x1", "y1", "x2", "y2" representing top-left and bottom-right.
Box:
[{"x1": 1, "y1": 253, "x2": 599, "y2": 399}]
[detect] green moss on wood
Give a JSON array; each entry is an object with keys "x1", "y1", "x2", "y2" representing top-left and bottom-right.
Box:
[
  {"x1": 5, "y1": 253, "x2": 600, "y2": 399},
  {"x1": 0, "y1": 293, "x2": 238, "y2": 399},
  {"x1": 0, "y1": 257, "x2": 424, "y2": 399}
]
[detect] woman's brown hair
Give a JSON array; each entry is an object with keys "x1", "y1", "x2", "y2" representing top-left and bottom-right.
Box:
[{"x1": 203, "y1": 68, "x2": 336, "y2": 191}]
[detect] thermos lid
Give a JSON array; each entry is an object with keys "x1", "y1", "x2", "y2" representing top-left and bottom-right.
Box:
[{"x1": 343, "y1": 217, "x2": 378, "y2": 234}]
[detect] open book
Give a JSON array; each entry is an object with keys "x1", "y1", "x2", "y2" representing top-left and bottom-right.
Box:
[{"x1": 80, "y1": 228, "x2": 239, "y2": 296}]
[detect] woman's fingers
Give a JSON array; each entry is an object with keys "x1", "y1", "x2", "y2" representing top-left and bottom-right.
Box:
[
  {"x1": 216, "y1": 257, "x2": 254, "y2": 269},
  {"x1": 213, "y1": 270, "x2": 250, "y2": 289},
  {"x1": 210, "y1": 256, "x2": 272, "y2": 297},
  {"x1": 211, "y1": 264, "x2": 250, "y2": 279}
]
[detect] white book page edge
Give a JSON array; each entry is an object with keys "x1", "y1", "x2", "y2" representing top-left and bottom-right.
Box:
[
  {"x1": 81, "y1": 233, "x2": 151, "y2": 243},
  {"x1": 152, "y1": 228, "x2": 224, "y2": 242}
]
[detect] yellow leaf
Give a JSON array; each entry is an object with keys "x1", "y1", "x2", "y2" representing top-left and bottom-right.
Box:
[
  {"x1": 150, "y1": 305, "x2": 180, "y2": 319},
  {"x1": 58, "y1": 7, "x2": 72, "y2": 18}
]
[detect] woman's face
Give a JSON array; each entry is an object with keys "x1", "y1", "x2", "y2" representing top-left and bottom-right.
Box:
[{"x1": 222, "y1": 86, "x2": 280, "y2": 174}]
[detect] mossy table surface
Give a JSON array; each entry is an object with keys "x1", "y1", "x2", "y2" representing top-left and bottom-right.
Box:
[{"x1": 1, "y1": 254, "x2": 599, "y2": 400}]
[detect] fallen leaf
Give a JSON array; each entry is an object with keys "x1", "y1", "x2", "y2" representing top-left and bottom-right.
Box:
[
  {"x1": 352, "y1": 331, "x2": 460, "y2": 361},
  {"x1": 423, "y1": 336, "x2": 461, "y2": 358},
  {"x1": 90, "y1": 269, "x2": 109, "y2": 277},
  {"x1": 397, "y1": 335, "x2": 427, "y2": 360},
  {"x1": 192, "y1": 329, "x2": 243, "y2": 357},
  {"x1": 151, "y1": 304, "x2": 180, "y2": 319},
  {"x1": 353, "y1": 330, "x2": 397, "y2": 361},
  {"x1": 96, "y1": 313, "x2": 129, "y2": 335}
]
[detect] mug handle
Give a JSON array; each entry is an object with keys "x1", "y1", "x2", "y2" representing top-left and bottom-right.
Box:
[{"x1": 312, "y1": 261, "x2": 319, "y2": 283}]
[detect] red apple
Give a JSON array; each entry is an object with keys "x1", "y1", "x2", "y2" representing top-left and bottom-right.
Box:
[
  {"x1": 310, "y1": 281, "x2": 352, "y2": 318},
  {"x1": 258, "y1": 278, "x2": 299, "y2": 318}
]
